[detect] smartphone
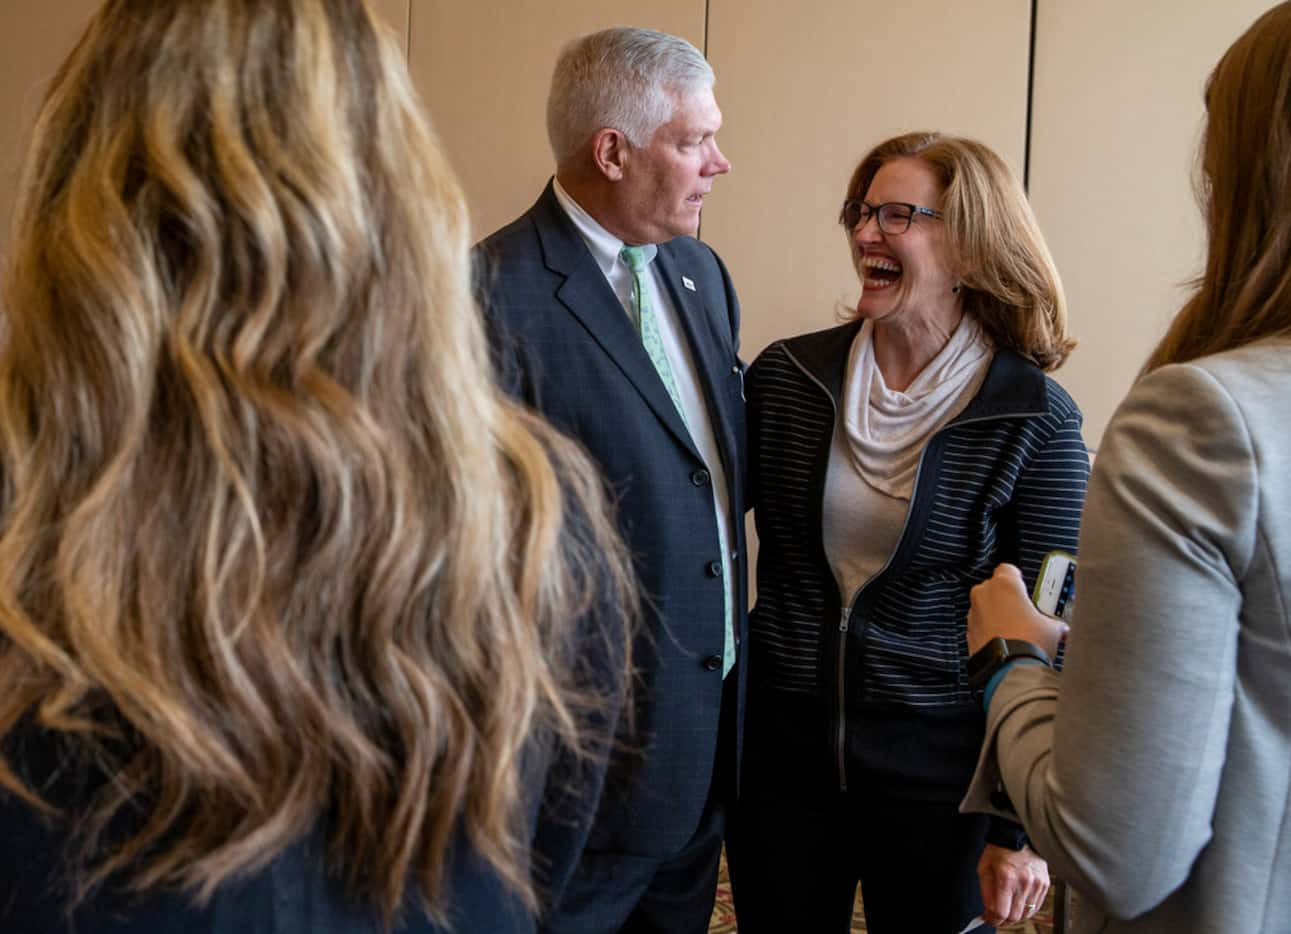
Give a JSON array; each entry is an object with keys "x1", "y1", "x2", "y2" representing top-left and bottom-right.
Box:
[{"x1": 1032, "y1": 551, "x2": 1076, "y2": 623}]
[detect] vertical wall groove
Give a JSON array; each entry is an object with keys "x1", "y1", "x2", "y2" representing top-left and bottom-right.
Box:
[
  {"x1": 1023, "y1": 0, "x2": 1038, "y2": 191},
  {"x1": 698, "y1": 0, "x2": 712, "y2": 240}
]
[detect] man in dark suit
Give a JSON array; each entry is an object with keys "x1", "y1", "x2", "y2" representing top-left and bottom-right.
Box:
[{"x1": 475, "y1": 25, "x2": 745, "y2": 934}]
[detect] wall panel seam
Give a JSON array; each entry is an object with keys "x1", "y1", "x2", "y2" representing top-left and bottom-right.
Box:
[{"x1": 1024, "y1": 0, "x2": 1038, "y2": 191}]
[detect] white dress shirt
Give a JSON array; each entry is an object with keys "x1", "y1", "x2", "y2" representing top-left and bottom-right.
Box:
[{"x1": 552, "y1": 179, "x2": 737, "y2": 673}]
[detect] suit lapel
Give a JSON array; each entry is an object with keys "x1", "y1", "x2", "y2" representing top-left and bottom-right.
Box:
[
  {"x1": 532, "y1": 184, "x2": 699, "y2": 456},
  {"x1": 654, "y1": 244, "x2": 739, "y2": 483}
]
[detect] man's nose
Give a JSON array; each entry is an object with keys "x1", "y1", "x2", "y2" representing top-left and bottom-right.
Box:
[{"x1": 707, "y1": 143, "x2": 731, "y2": 176}]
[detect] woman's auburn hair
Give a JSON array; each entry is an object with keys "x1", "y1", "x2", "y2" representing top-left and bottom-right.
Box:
[
  {"x1": 843, "y1": 131, "x2": 1075, "y2": 371},
  {"x1": 0, "y1": 0, "x2": 634, "y2": 925},
  {"x1": 1145, "y1": 1, "x2": 1291, "y2": 372}
]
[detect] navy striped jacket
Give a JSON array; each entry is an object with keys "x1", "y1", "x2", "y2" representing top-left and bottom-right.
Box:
[{"x1": 747, "y1": 322, "x2": 1090, "y2": 799}]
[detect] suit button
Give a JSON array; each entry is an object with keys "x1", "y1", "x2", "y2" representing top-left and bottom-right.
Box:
[
  {"x1": 690, "y1": 469, "x2": 710, "y2": 487},
  {"x1": 702, "y1": 655, "x2": 722, "y2": 671},
  {"x1": 706, "y1": 561, "x2": 723, "y2": 578}
]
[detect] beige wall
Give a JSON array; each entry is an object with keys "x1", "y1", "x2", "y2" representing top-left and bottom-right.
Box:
[
  {"x1": 371, "y1": 0, "x2": 411, "y2": 55},
  {"x1": 0, "y1": 0, "x2": 411, "y2": 255},
  {"x1": 406, "y1": 0, "x2": 704, "y2": 240},
  {"x1": 0, "y1": 1, "x2": 98, "y2": 252},
  {"x1": 0, "y1": 0, "x2": 1279, "y2": 447},
  {"x1": 1029, "y1": 0, "x2": 1274, "y2": 445},
  {"x1": 703, "y1": 0, "x2": 1031, "y2": 369}
]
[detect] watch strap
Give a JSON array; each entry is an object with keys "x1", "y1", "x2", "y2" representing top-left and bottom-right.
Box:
[{"x1": 968, "y1": 637, "x2": 1052, "y2": 697}]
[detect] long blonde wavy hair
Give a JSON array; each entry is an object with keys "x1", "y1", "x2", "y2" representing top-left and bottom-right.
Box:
[
  {"x1": 1145, "y1": 2, "x2": 1291, "y2": 372},
  {"x1": 843, "y1": 132, "x2": 1075, "y2": 371},
  {"x1": 0, "y1": 0, "x2": 633, "y2": 924}
]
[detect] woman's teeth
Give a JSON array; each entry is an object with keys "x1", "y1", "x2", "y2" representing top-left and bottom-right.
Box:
[{"x1": 862, "y1": 255, "x2": 901, "y2": 289}]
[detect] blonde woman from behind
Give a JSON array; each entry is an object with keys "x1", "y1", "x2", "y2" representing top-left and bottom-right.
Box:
[{"x1": 0, "y1": 1, "x2": 634, "y2": 932}]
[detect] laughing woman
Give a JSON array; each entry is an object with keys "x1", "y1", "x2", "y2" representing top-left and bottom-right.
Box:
[{"x1": 729, "y1": 133, "x2": 1090, "y2": 934}]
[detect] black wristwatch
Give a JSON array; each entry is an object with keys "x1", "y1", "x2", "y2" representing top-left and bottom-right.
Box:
[{"x1": 967, "y1": 637, "x2": 1052, "y2": 699}]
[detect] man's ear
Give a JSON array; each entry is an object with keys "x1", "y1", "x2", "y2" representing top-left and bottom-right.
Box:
[{"x1": 591, "y1": 128, "x2": 630, "y2": 181}]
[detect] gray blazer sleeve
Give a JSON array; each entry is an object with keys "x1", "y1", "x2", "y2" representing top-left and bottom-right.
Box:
[{"x1": 960, "y1": 361, "x2": 1257, "y2": 920}]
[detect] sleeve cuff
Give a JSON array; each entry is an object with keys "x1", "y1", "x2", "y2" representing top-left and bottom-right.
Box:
[
  {"x1": 985, "y1": 815, "x2": 1029, "y2": 850},
  {"x1": 981, "y1": 658, "x2": 1047, "y2": 711}
]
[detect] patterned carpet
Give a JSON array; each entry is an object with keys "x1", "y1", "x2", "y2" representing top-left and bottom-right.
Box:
[{"x1": 709, "y1": 851, "x2": 1056, "y2": 933}]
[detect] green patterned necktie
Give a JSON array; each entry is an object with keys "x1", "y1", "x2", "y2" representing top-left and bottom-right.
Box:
[
  {"x1": 620, "y1": 245, "x2": 686, "y2": 419},
  {"x1": 619, "y1": 245, "x2": 735, "y2": 678}
]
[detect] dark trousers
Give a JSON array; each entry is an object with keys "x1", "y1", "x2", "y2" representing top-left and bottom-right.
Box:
[
  {"x1": 540, "y1": 672, "x2": 739, "y2": 934},
  {"x1": 726, "y1": 696, "x2": 992, "y2": 934}
]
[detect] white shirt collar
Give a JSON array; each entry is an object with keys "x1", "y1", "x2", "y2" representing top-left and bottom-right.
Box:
[{"x1": 552, "y1": 177, "x2": 658, "y2": 275}]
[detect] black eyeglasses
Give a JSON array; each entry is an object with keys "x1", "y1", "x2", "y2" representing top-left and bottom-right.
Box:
[{"x1": 839, "y1": 199, "x2": 942, "y2": 234}]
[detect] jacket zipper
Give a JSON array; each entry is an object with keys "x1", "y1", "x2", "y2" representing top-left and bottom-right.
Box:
[
  {"x1": 836, "y1": 606, "x2": 850, "y2": 789},
  {"x1": 832, "y1": 446, "x2": 924, "y2": 793},
  {"x1": 780, "y1": 346, "x2": 856, "y2": 792}
]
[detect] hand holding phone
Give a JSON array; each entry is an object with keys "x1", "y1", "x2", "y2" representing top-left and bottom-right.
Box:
[
  {"x1": 1032, "y1": 551, "x2": 1076, "y2": 623},
  {"x1": 967, "y1": 564, "x2": 1069, "y2": 659}
]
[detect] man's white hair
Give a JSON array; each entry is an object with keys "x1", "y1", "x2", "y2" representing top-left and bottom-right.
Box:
[{"x1": 547, "y1": 26, "x2": 715, "y2": 167}]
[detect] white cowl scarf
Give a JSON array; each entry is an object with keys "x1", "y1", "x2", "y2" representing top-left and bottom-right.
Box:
[{"x1": 842, "y1": 315, "x2": 993, "y2": 499}]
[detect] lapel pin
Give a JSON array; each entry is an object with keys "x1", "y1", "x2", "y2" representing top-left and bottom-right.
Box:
[{"x1": 681, "y1": 276, "x2": 696, "y2": 292}]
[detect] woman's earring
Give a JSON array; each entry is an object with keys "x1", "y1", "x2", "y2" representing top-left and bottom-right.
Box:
[{"x1": 952, "y1": 283, "x2": 962, "y2": 294}]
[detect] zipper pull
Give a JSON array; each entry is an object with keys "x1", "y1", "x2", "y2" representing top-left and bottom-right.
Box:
[{"x1": 839, "y1": 607, "x2": 850, "y2": 633}]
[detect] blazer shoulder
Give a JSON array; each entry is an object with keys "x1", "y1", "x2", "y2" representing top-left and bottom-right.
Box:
[
  {"x1": 658, "y1": 234, "x2": 726, "y2": 276},
  {"x1": 662, "y1": 234, "x2": 716, "y2": 261},
  {"x1": 751, "y1": 322, "x2": 858, "y2": 380},
  {"x1": 778, "y1": 321, "x2": 860, "y2": 358},
  {"x1": 1187, "y1": 338, "x2": 1291, "y2": 407},
  {"x1": 472, "y1": 205, "x2": 558, "y2": 318},
  {"x1": 476, "y1": 207, "x2": 542, "y2": 262},
  {"x1": 1040, "y1": 372, "x2": 1082, "y2": 423}
]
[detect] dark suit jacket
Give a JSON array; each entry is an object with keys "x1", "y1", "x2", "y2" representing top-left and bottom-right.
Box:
[
  {"x1": 0, "y1": 551, "x2": 624, "y2": 934},
  {"x1": 0, "y1": 728, "x2": 546, "y2": 934},
  {"x1": 475, "y1": 181, "x2": 748, "y2": 858}
]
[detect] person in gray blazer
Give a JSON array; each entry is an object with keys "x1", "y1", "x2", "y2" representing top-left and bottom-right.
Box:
[
  {"x1": 962, "y1": 5, "x2": 1291, "y2": 932},
  {"x1": 475, "y1": 26, "x2": 746, "y2": 934}
]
